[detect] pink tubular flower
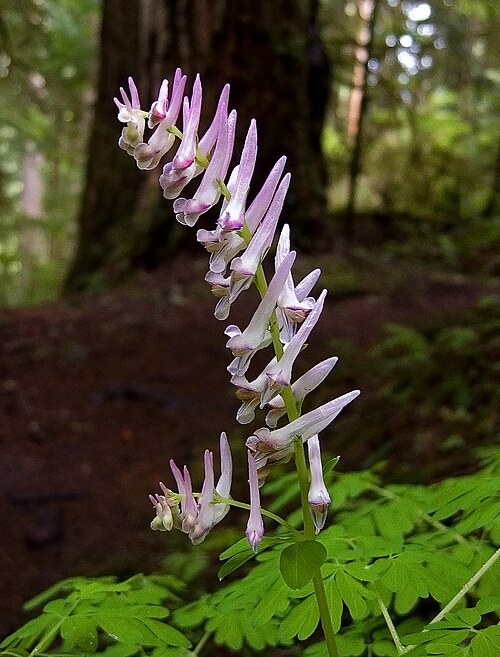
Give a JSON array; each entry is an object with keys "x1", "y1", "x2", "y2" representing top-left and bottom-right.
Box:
[
  {"x1": 159, "y1": 75, "x2": 203, "y2": 198},
  {"x1": 225, "y1": 251, "x2": 296, "y2": 377},
  {"x1": 217, "y1": 119, "x2": 258, "y2": 231},
  {"x1": 307, "y1": 435, "x2": 332, "y2": 533},
  {"x1": 245, "y1": 156, "x2": 287, "y2": 233},
  {"x1": 149, "y1": 433, "x2": 232, "y2": 545},
  {"x1": 260, "y1": 290, "x2": 328, "y2": 406},
  {"x1": 245, "y1": 450, "x2": 265, "y2": 551},
  {"x1": 265, "y1": 356, "x2": 339, "y2": 428},
  {"x1": 213, "y1": 172, "x2": 292, "y2": 321},
  {"x1": 116, "y1": 69, "x2": 362, "y2": 547},
  {"x1": 174, "y1": 105, "x2": 237, "y2": 227},
  {"x1": 230, "y1": 356, "x2": 278, "y2": 424},
  {"x1": 196, "y1": 166, "x2": 247, "y2": 274},
  {"x1": 134, "y1": 67, "x2": 187, "y2": 170},
  {"x1": 275, "y1": 224, "x2": 318, "y2": 342},
  {"x1": 246, "y1": 390, "x2": 360, "y2": 480},
  {"x1": 114, "y1": 77, "x2": 146, "y2": 154}
]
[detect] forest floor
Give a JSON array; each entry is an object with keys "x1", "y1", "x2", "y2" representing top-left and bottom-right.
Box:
[{"x1": 1, "y1": 253, "x2": 498, "y2": 637}]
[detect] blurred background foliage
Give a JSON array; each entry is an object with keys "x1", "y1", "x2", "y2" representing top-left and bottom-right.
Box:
[
  {"x1": 0, "y1": 0, "x2": 498, "y2": 305},
  {"x1": 0, "y1": 0, "x2": 98, "y2": 304}
]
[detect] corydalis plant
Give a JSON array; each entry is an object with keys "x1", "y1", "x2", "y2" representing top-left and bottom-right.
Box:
[{"x1": 115, "y1": 69, "x2": 360, "y2": 657}]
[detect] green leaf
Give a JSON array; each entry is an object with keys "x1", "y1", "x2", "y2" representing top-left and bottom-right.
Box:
[
  {"x1": 252, "y1": 577, "x2": 290, "y2": 626},
  {"x1": 425, "y1": 643, "x2": 465, "y2": 656},
  {"x1": 218, "y1": 549, "x2": 255, "y2": 579},
  {"x1": 23, "y1": 577, "x2": 87, "y2": 612},
  {"x1": 61, "y1": 615, "x2": 98, "y2": 652},
  {"x1": 324, "y1": 576, "x2": 344, "y2": 633},
  {"x1": 0, "y1": 614, "x2": 53, "y2": 649},
  {"x1": 278, "y1": 594, "x2": 319, "y2": 642},
  {"x1": 372, "y1": 638, "x2": 399, "y2": 656},
  {"x1": 101, "y1": 643, "x2": 141, "y2": 656},
  {"x1": 334, "y1": 570, "x2": 371, "y2": 620},
  {"x1": 280, "y1": 540, "x2": 327, "y2": 589},
  {"x1": 141, "y1": 619, "x2": 191, "y2": 648},
  {"x1": 336, "y1": 631, "x2": 366, "y2": 656},
  {"x1": 206, "y1": 611, "x2": 244, "y2": 651},
  {"x1": 95, "y1": 614, "x2": 158, "y2": 645},
  {"x1": 470, "y1": 625, "x2": 500, "y2": 657}
]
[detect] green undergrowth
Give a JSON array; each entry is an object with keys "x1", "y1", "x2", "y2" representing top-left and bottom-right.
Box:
[
  {"x1": 322, "y1": 294, "x2": 500, "y2": 481},
  {"x1": 3, "y1": 448, "x2": 500, "y2": 657}
]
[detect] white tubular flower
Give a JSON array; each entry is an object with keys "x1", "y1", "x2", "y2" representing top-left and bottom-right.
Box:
[
  {"x1": 213, "y1": 173, "x2": 292, "y2": 322},
  {"x1": 260, "y1": 290, "x2": 327, "y2": 406},
  {"x1": 114, "y1": 77, "x2": 147, "y2": 154},
  {"x1": 295, "y1": 267, "x2": 322, "y2": 302},
  {"x1": 265, "y1": 356, "x2": 338, "y2": 428},
  {"x1": 197, "y1": 166, "x2": 247, "y2": 274},
  {"x1": 275, "y1": 224, "x2": 318, "y2": 343},
  {"x1": 189, "y1": 431, "x2": 233, "y2": 544},
  {"x1": 159, "y1": 75, "x2": 203, "y2": 198},
  {"x1": 169, "y1": 460, "x2": 198, "y2": 533},
  {"x1": 213, "y1": 431, "x2": 233, "y2": 523},
  {"x1": 189, "y1": 449, "x2": 215, "y2": 545},
  {"x1": 150, "y1": 434, "x2": 233, "y2": 545},
  {"x1": 225, "y1": 251, "x2": 296, "y2": 377},
  {"x1": 231, "y1": 357, "x2": 278, "y2": 424},
  {"x1": 148, "y1": 68, "x2": 186, "y2": 128},
  {"x1": 149, "y1": 492, "x2": 175, "y2": 531},
  {"x1": 307, "y1": 435, "x2": 331, "y2": 534},
  {"x1": 245, "y1": 450, "x2": 265, "y2": 552},
  {"x1": 246, "y1": 390, "x2": 360, "y2": 479},
  {"x1": 174, "y1": 107, "x2": 237, "y2": 227},
  {"x1": 244, "y1": 156, "x2": 287, "y2": 233},
  {"x1": 205, "y1": 270, "x2": 231, "y2": 299},
  {"x1": 218, "y1": 119, "x2": 258, "y2": 231},
  {"x1": 134, "y1": 67, "x2": 187, "y2": 170},
  {"x1": 196, "y1": 84, "x2": 231, "y2": 165}
]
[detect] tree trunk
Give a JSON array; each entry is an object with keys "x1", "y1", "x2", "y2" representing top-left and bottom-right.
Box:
[
  {"x1": 344, "y1": 0, "x2": 380, "y2": 239},
  {"x1": 66, "y1": 0, "x2": 331, "y2": 292}
]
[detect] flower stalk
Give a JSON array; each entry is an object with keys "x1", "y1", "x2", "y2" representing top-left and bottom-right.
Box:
[{"x1": 116, "y1": 67, "x2": 358, "y2": 657}]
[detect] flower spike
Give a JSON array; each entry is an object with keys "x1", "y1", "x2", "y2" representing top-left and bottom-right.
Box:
[{"x1": 116, "y1": 68, "x2": 361, "y2": 547}]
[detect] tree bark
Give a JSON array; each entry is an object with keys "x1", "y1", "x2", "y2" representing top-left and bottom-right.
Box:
[
  {"x1": 66, "y1": 0, "x2": 331, "y2": 292},
  {"x1": 344, "y1": 0, "x2": 380, "y2": 239}
]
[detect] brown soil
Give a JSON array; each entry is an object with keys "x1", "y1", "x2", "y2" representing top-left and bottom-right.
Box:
[{"x1": 0, "y1": 257, "x2": 494, "y2": 637}]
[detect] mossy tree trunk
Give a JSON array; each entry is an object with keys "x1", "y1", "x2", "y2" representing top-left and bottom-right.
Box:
[{"x1": 66, "y1": 0, "x2": 331, "y2": 292}]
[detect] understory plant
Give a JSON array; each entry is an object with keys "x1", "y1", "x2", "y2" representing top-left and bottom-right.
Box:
[{"x1": 2, "y1": 69, "x2": 499, "y2": 657}]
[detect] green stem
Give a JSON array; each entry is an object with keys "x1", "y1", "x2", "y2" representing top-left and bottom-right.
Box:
[
  {"x1": 193, "y1": 630, "x2": 211, "y2": 655},
  {"x1": 215, "y1": 495, "x2": 303, "y2": 539},
  {"x1": 241, "y1": 231, "x2": 340, "y2": 657},
  {"x1": 313, "y1": 573, "x2": 340, "y2": 657},
  {"x1": 402, "y1": 547, "x2": 500, "y2": 654},
  {"x1": 29, "y1": 601, "x2": 79, "y2": 655},
  {"x1": 368, "y1": 484, "x2": 468, "y2": 546},
  {"x1": 375, "y1": 589, "x2": 405, "y2": 655},
  {"x1": 429, "y1": 546, "x2": 500, "y2": 624}
]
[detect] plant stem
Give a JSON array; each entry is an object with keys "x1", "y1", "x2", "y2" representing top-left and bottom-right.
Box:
[
  {"x1": 402, "y1": 546, "x2": 500, "y2": 654},
  {"x1": 368, "y1": 483, "x2": 468, "y2": 546},
  {"x1": 29, "y1": 601, "x2": 79, "y2": 655},
  {"x1": 429, "y1": 546, "x2": 500, "y2": 624},
  {"x1": 215, "y1": 495, "x2": 303, "y2": 539},
  {"x1": 193, "y1": 630, "x2": 211, "y2": 655},
  {"x1": 249, "y1": 247, "x2": 340, "y2": 657},
  {"x1": 375, "y1": 590, "x2": 405, "y2": 655}
]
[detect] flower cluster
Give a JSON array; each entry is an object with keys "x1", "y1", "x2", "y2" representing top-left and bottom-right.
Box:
[{"x1": 115, "y1": 69, "x2": 359, "y2": 545}]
